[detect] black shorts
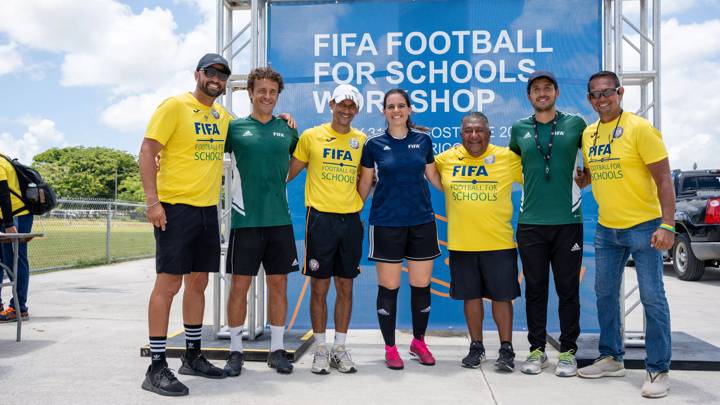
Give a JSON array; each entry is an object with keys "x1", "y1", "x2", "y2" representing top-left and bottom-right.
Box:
[
  {"x1": 368, "y1": 221, "x2": 441, "y2": 263},
  {"x1": 303, "y1": 208, "x2": 363, "y2": 279},
  {"x1": 448, "y1": 249, "x2": 521, "y2": 301},
  {"x1": 155, "y1": 203, "x2": 220, "y2": 275},
  {"x1": 226, "y1": 225, "x2": 299, "y2": 276}
]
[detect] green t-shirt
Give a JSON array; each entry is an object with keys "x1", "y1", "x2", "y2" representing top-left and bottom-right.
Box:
[
  {"x1": 225, "y1": 115, "x2": 299, "y2": 228},
  {"x1": 509, "y1": 111, "x2": 587, "y2": 225}
]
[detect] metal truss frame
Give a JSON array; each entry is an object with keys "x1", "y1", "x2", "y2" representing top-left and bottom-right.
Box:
[{"x1": 211, "y1": 0, "x2": 662, "y2": 343}]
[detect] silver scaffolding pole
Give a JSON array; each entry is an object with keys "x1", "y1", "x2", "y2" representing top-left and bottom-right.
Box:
[
  {"x1": 214, "y1": 0, "x2": 269, "y2": 341},
  {"x1": 603, "y1": 0, "x2": 662, "y2": 348}
]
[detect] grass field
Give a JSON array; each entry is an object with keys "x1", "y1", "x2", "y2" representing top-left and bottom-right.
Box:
[{"x1": 28, "y1": 219, "x2": 155, "y2": 271}]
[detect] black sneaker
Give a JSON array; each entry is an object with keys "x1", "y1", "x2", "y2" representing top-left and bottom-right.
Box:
[
  {"x1": 178, "y1": 354, "x2": 227, "y2": 379},
  {"x1": 462, "y1": 341, "x2": 486, "y2": 369},
  {"x1": 141, "y1": 366, "x2": 189, "y2": 397},
  {"x1": 267, "y1": 349, "x2": 294, "y2": 374},
  {"x1": 224, "y1": 351, "x2": 244, "y2": 377},
  {"x1": 495, "y1": 344, "x2": 515, "y2": 372}
]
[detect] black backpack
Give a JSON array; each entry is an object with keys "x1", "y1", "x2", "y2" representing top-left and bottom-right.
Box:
[{"x1": 1, "y1": 154, "x2": 58, "y2": 215}]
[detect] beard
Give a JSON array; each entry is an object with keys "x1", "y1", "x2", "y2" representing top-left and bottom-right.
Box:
[
  {"x1": 532, "y1": 98, "x2": 556, "y2": 113},
  {"x1": 200, "y1": 81, "x2": 224, "y2": 98}
]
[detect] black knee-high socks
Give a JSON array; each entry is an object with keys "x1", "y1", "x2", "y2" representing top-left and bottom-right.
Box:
[
  {"x1": 376, "y1": 285, "x2": 432, "y2": 346},
  {"x1": 376, "y1": 286, "x2": 399, "y2": 346},
  {"x1": 411, "y1": 285, "x2": 431, "y2": 340}
]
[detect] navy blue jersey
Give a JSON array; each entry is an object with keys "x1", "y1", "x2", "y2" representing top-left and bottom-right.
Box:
[{"x1": 360, "y1": 129, "x2": 435, "y2": 226}]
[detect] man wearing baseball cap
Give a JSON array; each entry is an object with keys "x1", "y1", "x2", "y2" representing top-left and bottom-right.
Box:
[
  {"x1": 287, "y1": 84, "x2": 366, "y2": 375},
  {"x1": 509, "y1": 70, "x2": 587, "y2": 377},
  {"x1": 139, "y1": 52, "x2": 232, "y2": 396}
]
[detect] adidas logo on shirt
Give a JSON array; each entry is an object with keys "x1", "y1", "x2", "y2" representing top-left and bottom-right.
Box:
[
  {"x1": 571, "y1": 243, "x2": 581, "y2": 252},
  {"x1": 523, "y1": 132, "x2": 532, "y2": 139},
  {"x1": 292, "y1": 258, "x2": 298, "y2": 266},
  {"x1": 242, "y1": 130, "x2": 253, "y2": 137},
  {"x1": 383, "y1": 145, "x2": 391, "y2": 151}
]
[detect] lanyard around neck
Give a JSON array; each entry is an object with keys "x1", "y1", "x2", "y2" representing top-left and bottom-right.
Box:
[
  {"x1": 590, "y1": 110, "x2": 624, "y2": 162},
  {"x1": 532, "y1": 113, "x2": 558, "y2": 179}
]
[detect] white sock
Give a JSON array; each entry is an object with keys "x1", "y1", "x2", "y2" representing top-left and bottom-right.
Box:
[
  {"x1": 270, "y1": 324, "x2": 285, "y2": 352},
  {"x1": 313, "y1": 332, "x2": 326, "y2": 351},
  {"x1": 230, "y1": 326, "x2": 244, "y2": 352},
  {"x1": 334, "y1": 332, "x2": 347, "y2": 348}
]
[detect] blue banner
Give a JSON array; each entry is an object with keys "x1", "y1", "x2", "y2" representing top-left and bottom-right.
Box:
[{"x1": 268, "y1": 0, "x2": 603, "y2": 333}]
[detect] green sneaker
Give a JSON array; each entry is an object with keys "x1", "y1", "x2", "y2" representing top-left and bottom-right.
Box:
[
  {"x1": 520, "y1": 349, "x2": 548, "y2": 375},
  {"x1": 555, "y1": 350, "x2": 578, "y2": 377}
]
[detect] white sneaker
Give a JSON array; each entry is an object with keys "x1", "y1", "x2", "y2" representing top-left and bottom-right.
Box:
[
  {"x1": 520, "y1": 349, "x2": 548, "y2": 375},
  {"x1": 311, "y1": 347, "x2": 330, "y2": 375},
  {"x1": 641, "y1": 371, "x2": 669, "y2": 398},
  {"x1": 555, "y1": 350, "x2": 578, "y2": 377},
  {"x1": 577, "y1": 355, "x2": 625, "y2": 378},
  {"x1": 330, "y1": 345, "x2": 357, "y2": 373}
]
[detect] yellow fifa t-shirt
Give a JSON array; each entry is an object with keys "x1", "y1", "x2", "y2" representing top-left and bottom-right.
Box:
[
  {"x1": 582, "y1": 112, "x2": 667, "y2": 229},
  {"x1": 0, "y1": 157, "x2": 28, "y2": 218},
  {"x1": 144, "y1": 92, "x2": 232, "y2": 207},
  {"x1": 435, "y1": 144, "x2": 522, "y2": 251},
  {"x1": 293, "y1": 124, "x2": 366, "y2": 213}
]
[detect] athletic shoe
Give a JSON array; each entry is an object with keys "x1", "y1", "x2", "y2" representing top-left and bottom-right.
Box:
[
  {"x1": 520, "y1": 349, "x2": 548, "y2": 374},
  {"x1": 577, "y1": 355, "x2": 625, "y2": 378},
  {"x1": 0, "y1": 307, "x2": 29, "y2": 323},
  {"x1": 385, "y1": 345, "x2": 404, "y2": 370},
  {"x1": 330, "y1": 345, "x2": 358, "y2": 373},
  {"x1": 555, "y1": 350, "x2": 578, "y2": 377},
  {"x1": 461, "y1": 341, "x2": 486, "y2": 369},
  {"x1": 409, "y1": 338, "x2": 436, "y2": 366},
  {"x1": 178, "y1": 354, "x2": 227, "y2": 379},
  {"x1": 641, "y1": 371, "x2": 670, "y2": 398},
  {"x1": 495, "y1": 344, "x2": 515, "y2": 372},
  {"x1": 223, "y1": 351, "x2": 244, "y2": 377},
  {"x1": 267, "y1": 349, "x2": 294, "y2": 374},
  {"x1": 141, "y1": 365, "x2": 189, "y2": 397},
  {"x1": 311, "y1": 347, "x2": 330, "y2": 375}
]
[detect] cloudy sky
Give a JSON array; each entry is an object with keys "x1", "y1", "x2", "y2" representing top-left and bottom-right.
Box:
[{"x1": 0, "y1": 0, "x2": 717, "y2": 169}]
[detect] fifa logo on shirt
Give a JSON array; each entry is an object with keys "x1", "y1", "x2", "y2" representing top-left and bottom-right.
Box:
[
  {"x1": 452, "y1": 165, "x2": 489, "y2": 177},
  {"x1": 323, "y1": 148, "x2": 353, "y2": 161},
  {"x1": 194, "y1": 122, "x2": 221, "y2": 136},
  {"x1": 273, "y1": 132, "x2": 285, "y2": 137},
  {"x1": 588, "y1": 143, "x2": 612, "y2": 158},
  {"x1": 408, "y1": 144, "x2": 420, "y2": 149}
]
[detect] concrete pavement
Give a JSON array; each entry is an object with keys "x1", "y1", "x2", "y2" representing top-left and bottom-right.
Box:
[{"x1": 1, "y1": 258, "x2": 719, "y2": 404}]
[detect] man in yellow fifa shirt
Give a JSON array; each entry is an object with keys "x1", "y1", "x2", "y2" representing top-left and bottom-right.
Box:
[
  {"x1": 576, "y1": 71, "x2": 675, "y2": 399},
  {"x1": 138, "y1": 53, "x2": 232, "y2": 396},
  {"x1": 0, "y1": 154, "x2": 33, "y2": 323},
  {"x1": 287, "y1": 84, "x2": 366, "y2": 375},
  {"x1": 431, "y1": 112, "x2": 523, "y2": 372}
]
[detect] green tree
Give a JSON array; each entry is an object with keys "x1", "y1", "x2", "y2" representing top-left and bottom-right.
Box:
[
  {"x1": 33, "y1": 147, "x2": 140, "y2": 199},
  {"x1": 117, "y1": 173, "x2": 145, "y2": 202}
]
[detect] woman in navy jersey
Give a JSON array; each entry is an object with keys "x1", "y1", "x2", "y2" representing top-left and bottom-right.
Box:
[{"x1": 358, "y1": 88, "x2": 441, "y2": 370}]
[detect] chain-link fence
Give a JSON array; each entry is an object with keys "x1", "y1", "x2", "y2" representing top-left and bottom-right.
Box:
[{"x1": 28, "y1": 198, "x2": 154, "y2": 273}]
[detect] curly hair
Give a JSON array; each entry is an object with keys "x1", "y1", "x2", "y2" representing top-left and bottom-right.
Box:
[{"x1": 247, "y1": 66, "x2": 284, "y2": 93}]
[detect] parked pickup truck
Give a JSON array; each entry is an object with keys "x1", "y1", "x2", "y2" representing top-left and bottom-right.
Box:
[{"x1": 670, "y1": 169, "x2": 720, "y2": 280}]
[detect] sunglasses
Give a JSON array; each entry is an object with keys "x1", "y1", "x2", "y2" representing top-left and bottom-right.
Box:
[
  {"x1": 588, "y1": 87, "x2": 620, "y2": 100},
  {"x1": 202, "y1": 66, "x2": 230, "y2": 81}
]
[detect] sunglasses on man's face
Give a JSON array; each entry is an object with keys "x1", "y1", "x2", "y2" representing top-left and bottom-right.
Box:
[
  {"x1": 202, "y1": 66, "x2": 230, "y2": 81},
  {"x1": 588, "y1": 87, "x2": 620, "y2": 100}
]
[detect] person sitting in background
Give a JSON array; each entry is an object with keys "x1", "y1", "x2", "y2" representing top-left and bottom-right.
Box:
[{"x1": 0, "y1": 153, "x2": 34, "y2": 323}]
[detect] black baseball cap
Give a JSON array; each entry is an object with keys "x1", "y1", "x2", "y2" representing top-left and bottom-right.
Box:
[
  {"x1": 527, "y1": 70, "x2": 557, "y2": 93},
  {"x1": 196, "y1": 53, "x2": 231, "y2": 75}
]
